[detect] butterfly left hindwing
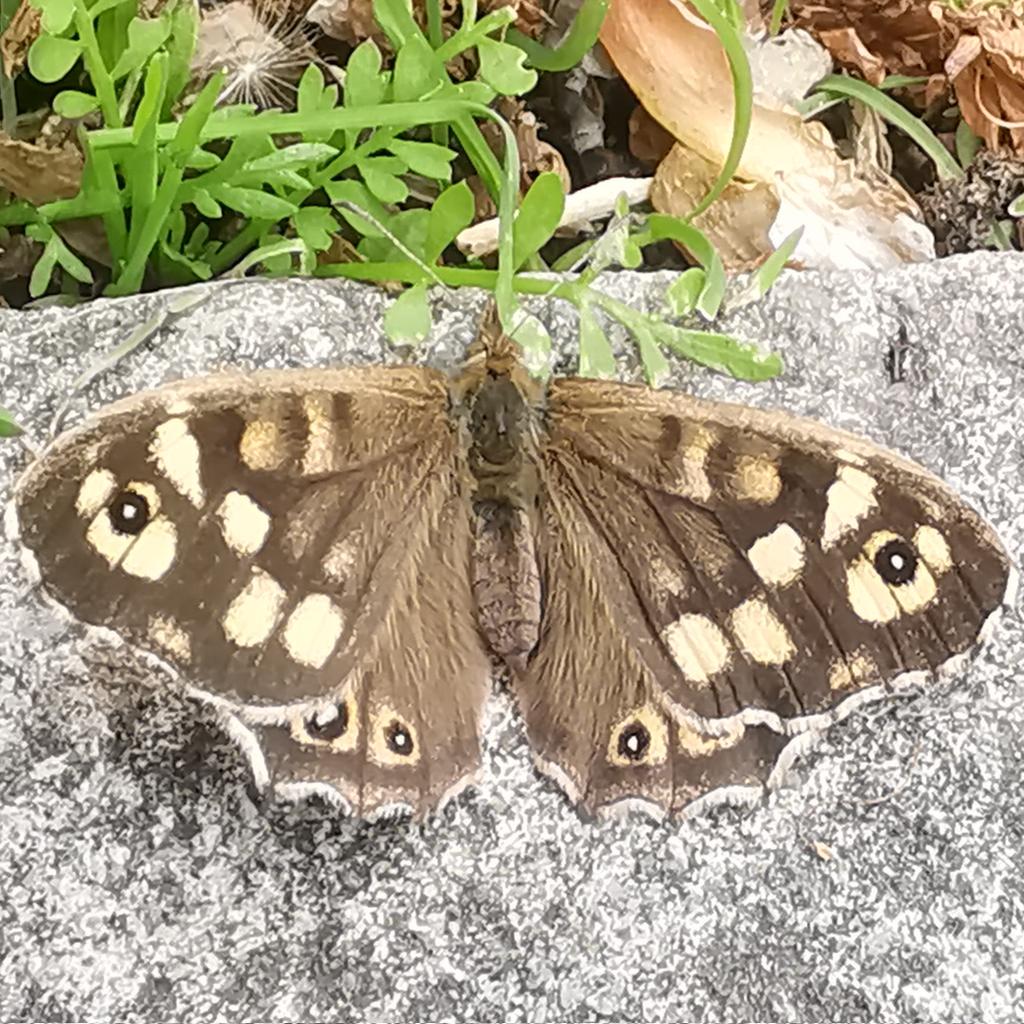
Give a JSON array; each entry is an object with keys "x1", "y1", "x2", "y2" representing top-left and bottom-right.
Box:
[{"x1": 14, "y1": 366, "x2": 491, "y2": 818}]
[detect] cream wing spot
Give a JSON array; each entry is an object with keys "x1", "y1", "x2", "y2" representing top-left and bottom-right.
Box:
[
  {"x1": 729, "y1": 597, "x2": 794, "y2": 666},
  {"x1": 665, "y1": 425, "x2": 715, "y2": 502},
  {"x1": 302, "y1": 393, "x2": 337, "y2": 476},
  {"x1": 76, "y1": 469, "x2": 117, "y2": 519},
  {"x1": 216, "y1": 491, "x2": 271, "y2": 556},
  {"x1": 914, "y1": 524, "x2": 952, "y2": 574},
  {"x1": 661, "y1": 613, "x2": 731, "y2": 684},
  {"x1": 846, "y1": 558, "x2": 900, "y2": 623},
  {"x1": 822, "y1": 466, "x2": 878, "y2": 548},
  {"x1": 222, "y1": 569, "x2": 286, "y2": 647},
  {"x1": 121, "y1": 519, "x2": 177, "y2": 580},
  {"x1": 729, "y1": 454, "x2": 782, "y2": 504},
  {"x1": 240, "y1": 419, "x2": 287, "y2": 471},
  {"x1": 677, "y1": 718, "x2": 744, "y2": 758},
  {"x1": 650, "y1": 556, "x2": 688, "y2": 598},
  {"x1": 149, "y1": 418, "x2": 204, "y2": 507},
  {"x1": 323, "y1": 538, "x2": 358, "y2": 583},
  {"x1": 150, "y1": 614, "x2": 191, "y2": 661},
  {"x1": 86, "y1": 512, "x2": 135, "y2": 566},
  {"x1": 828, "y1": 652, "x2": 876, "y2": 691},
  {"x1": 282, "y1": 594, "x2": 345, "y2": 668},
  {"x1": 747, "y1": 523, "x2": 806, "y2": 588}
]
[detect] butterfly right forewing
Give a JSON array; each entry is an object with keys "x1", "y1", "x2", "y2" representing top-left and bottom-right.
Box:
[{"x1": 15, "y1": 366, "x2": 491, "y2": 818}]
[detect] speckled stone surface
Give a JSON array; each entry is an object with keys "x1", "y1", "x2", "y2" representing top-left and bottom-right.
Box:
[{"x1": 0, "y1": 252, "x2": 1021, "y2": 1023}]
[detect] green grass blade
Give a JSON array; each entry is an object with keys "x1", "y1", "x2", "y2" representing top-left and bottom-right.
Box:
[{"x1": 811, "y1": 74, "x2": 963, "y2": 182}]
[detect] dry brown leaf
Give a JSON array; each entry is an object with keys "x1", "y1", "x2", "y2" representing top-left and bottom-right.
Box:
[
  {"x1": 0, "y1": 134, "x2": 82, "y2": 204},
  {"x1": 481, "y1": 96, "x2": 572, "y2": 192},
  {"x1": 602, "y1": 0, "x2": 934, "y2": 269},
  {"x1": 651, "y1": 144, "x2": 777, "y2": 268},
  {"x1": 0, "y1": 233, "x2": 41, "y2": 282},
  {"x1": 785, "y1": 0, "x2": 946, "y2": 83},
  {"x1": 931, "y1": 1, "x2": 1024, "y2": 154},
  {"x1": 629, "y1": 106, "x2": 675, "y2": 166},
  {"x1": 0, "y1": 0, "x2": 41, "y2": 77},
  {"x1": 304, "y1": 0, "x2": 382, "y2": 45}
]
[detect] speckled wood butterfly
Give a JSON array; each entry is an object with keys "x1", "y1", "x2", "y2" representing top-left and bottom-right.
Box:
[{"x1": 10, "y1": 306, "x2": 1014, "y2": 821}]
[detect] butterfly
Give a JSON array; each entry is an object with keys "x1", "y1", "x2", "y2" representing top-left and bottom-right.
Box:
[{"x1": 10, "y1": 303, "x2": 1014, "y2": 821}]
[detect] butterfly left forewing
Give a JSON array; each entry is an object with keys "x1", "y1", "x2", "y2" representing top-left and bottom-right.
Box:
[
  {"x1": 512, "y1": 375, "x2": 1011, "y2": 817},
  {"x1": 14, "y1": 367, "x2": 491, "y2": 818}
]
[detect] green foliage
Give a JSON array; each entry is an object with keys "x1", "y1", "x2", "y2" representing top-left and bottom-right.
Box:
[{"x1": 5, "y1": 0, "x2": 786, "y2": 385}]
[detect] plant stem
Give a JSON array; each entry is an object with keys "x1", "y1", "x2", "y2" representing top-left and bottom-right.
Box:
[{"x1": 73, "y1": 0, "x2": 122, "y2": 128}]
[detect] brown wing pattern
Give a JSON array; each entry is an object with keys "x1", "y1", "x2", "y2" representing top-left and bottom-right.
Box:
[
  {"x1": 512, "y1": 377, "x2": 1011, "y2": 817},
  {"x1": 15, "y1": 367, "x2": 490, "y2": 818}
]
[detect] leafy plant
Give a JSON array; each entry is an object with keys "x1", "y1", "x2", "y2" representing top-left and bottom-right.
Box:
[{"x1": 1, "y1": 0, "x2": 787, "y2": 383}]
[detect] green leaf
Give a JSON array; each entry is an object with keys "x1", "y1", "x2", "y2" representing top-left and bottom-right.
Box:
[
  {"x1": 360, "y1": 160, "x2": 408, "y2": 204},
  {"x1": 506, "y1": 0, "x2": 609, "y2": 73},
  {"x1": 477, "y1": 37, "x2": 537, "y2": 96},
  {"x1": 386, "y1": 139, "x2": 455, "y2": 179},
  {"x1": 383, "y1": 284, "x2": 431, "y2": 345},
  {"x1": 357, "y1": 208, "x2": 428, "y2": 261},
  {"x1": 88, "y1": 0, "x2": 131, "y2": 20},
  {"x1": 955, "y1": 117, "x2": 980, "y2": 170},
  {"x1": 28, "y1": 233, "x2": 59, "y2": 297},
  {"x1": 26, "y1": 222, "x2": 93, "y2": 292},
  {"x1": 755, "y1": 227, "x2": 803, "y2": 297},
  {"x1": 0, "y1": 407, "x2": 24, "y2": 439},
  {"x1": 185, "y1": 221, "x2": 210, "y2": 257},
  {"x1": 209, "y1": 184, "x2": 298, "y2": 219},
  {"x1": 227, "y1": 236, "x2": 310, "y2": 276},
  {"x1": 448, "y1": 80, "x2": 496, "y2": 105},
  {"x1": 164, "y1": 0, "x2": 200, "y2": 110},
  {"x1": 512, "y1": 172, "x2": 564, "y2": 269},
  {"x1": 665, "y1": 268, "x2": 706, "y2": 317},
  {"x1": 184, "y1": 148, "x2": 220, "y2": 170},
  {"x1": 630, "y1": 320, "x2": 669, "y2": 386},
  {"x1": 167, "y1": 71, "x2": 223, "y2": 165},
  {"x1": 393, "y1": 34, "x2": 443, "y2": 103},
  {"x1": 110, "y1": 15, "x2": 172, "y2": 80},
  {"x1": 27, "y1": 34, "x2": 82, "y2": 82},
  {"x1": 243, "y1": 143, "x2": 337, "y2": 173},
  {"x1": 160, "y1": 240, "x2": 212, "y2": 279},
  {"x1": 235, "y1": 168, "x2": 312, "y2": 191},
  {"x1": 188, "y1": 187, "x2": 222, "y2": 217},
  {"x1": 292, "y1": 207, "x2": 338, "y2": 251},
  {"x1": 424, "y1": 180, "x2": 474, "y2": 263},
  {"x1": 325, "y1": 179, "x2": 389, "y2": 237},
  {"x1": 36, "y1": 0, "x2": 74, "y2": 34},
  {"x1": 651, "y1": 323, "x2": 783, "y2": 381},
  {"x1": 1009, "y1": 193, "x2": 1024, "y2": 218},
  {"x1": 53, "y1": 90, "x2": 100, "y2": 117},
  {"x1": 577, "y1": 303, "x2": 616, "y2": 379},
  {"x1": 344, "y1": 40, "x2": 387, "y2": 107},
  {"x1": 296, "y1": 65, "x2": 338, "y2": 142},
  {"x1": 642, "y1": 214, "x2": 726, "y2": 319},
  {"x1": 371, "y1": 0, "x2": 419, "y2": 49}
]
